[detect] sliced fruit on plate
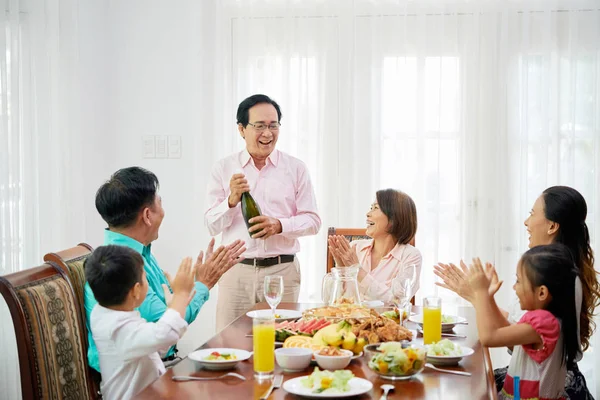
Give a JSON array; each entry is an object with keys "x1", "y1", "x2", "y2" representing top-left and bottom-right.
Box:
[{"x1": 283, "y1": 335, "x2": 322, "y2": 352}]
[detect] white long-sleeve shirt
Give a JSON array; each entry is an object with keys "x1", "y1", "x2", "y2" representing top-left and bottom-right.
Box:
[{"x1": 90, "y1": 305, "x2": 188, "y2": 400}]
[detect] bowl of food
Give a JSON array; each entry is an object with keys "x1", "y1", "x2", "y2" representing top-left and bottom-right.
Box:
[
  {"x1": 313, "y1": 347, "x2": 353, "y2": 370},
  {"x1": 275, "y1": 347, "x2": 313, "y2": 372},
  {"x1": 408, "y1": 314, "x2": 467, "y2": 332},
  {"x1": 365, "y1": 342, "x2": 426, "y2": 380},
  {"x1": 187, "y1": 348, "x2": 252, "y2": 370},
  {"x1": 426, "y1": 339, "x2": 474, "y2": 366}
]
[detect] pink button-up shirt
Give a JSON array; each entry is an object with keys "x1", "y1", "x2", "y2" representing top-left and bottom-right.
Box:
[
  {"x1": 205, "y1": 149, "x2": 321, "y2": 258},
  {"x1": 352, "y1": 239, "x2": 422, "y2": 302}
]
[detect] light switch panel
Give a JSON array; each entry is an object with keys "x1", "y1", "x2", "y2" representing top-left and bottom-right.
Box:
[
  {"x1": 142, "y1": 136, "x2": 155, "y2": 158},
  {"x1": 168, "y1": 136, "x2": 181, "y2": 158},
  {"x1": 155, "y1": 135, "x2": 168, "y2": 158}
]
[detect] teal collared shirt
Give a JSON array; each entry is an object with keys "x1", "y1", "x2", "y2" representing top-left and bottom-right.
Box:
[{"x1": 84, "y1": 229, "x2": 210, "y2": 372}]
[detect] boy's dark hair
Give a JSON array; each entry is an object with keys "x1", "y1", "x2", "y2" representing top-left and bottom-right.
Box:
[
  {"x1": 85, "y1": 245, "x2": 145, "y2": 307},
  {"x1": 236, "y1": 94, "x2": 282, "y2": 127},
  {"x1": 376, "y1": 189, "x2": 417, "y2": 245},
  {"x1": 95, "y1": 167, "x2": 159, "y2": 228},
  {"x1": 521, "y1": 243, "x2": 580, "y2": 365}
]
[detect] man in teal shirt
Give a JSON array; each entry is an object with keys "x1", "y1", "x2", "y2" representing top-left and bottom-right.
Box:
[{"x1": 85, "y1": 167, "x2": 245, "y2": 372}]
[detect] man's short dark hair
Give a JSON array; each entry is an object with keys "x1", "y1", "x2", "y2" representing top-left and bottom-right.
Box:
[
  {"x1": 85, "y1": 245, "x2": 144, "y2": 307},
  {"x1": 95, "y1": 167, "x2": 159, "y2": 228},
  {"x1": 236, "y1": 94, "x2": 282, "y2": 127}
]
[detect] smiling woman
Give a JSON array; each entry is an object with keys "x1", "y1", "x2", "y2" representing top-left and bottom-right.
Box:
[{"x1": 328, "y1": 189, "x2": 422, "y2": 302}]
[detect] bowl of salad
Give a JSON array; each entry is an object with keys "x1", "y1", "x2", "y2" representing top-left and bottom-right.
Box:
[
  {"x1": 426, "y1": 339, "x2": 474, "y2": 366},
  {"x1": 188, "y1": 348, "x2": 252, "y2": 370},
  {"x1": 282, "y1": 367, "x2": 373, "y2": 398},
  {"x1": 365, "y1": 342, "x2": 426, "y2": 380}
]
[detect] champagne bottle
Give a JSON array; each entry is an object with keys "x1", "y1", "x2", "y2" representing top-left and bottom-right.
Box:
[{"x1": 241, "y1": 191, "x2": 262, "y2": 230}]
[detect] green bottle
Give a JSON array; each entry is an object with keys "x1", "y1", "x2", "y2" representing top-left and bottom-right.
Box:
[{"x1": 241, "y1": 191, "x2": 262, "y2": 230}]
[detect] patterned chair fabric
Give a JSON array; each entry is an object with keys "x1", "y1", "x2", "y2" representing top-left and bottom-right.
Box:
[
  {"x1": 44, "y1": 244, "x2": 94, "y2": 333},
  {"x1": 0, "y1": 264, "x2": 94, "y2": 400}
]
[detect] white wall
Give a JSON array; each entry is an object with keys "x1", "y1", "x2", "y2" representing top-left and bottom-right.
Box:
[{"x1": 98, "y1": 0, "x2": 223, "y2": 354}]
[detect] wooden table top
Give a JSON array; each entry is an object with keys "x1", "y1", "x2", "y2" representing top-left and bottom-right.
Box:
[{"x1": 135, "y1": 302, "x2": 497, "y2": 400}]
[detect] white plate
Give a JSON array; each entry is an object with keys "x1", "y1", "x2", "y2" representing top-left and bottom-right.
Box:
[
  {"x1": 426, "y1": 347, "x2": 475, "y2": 366},
  {"x1": 188, "y1": 348, "x2": 252, "y2": 371},
  {"x1": 283, "y1": 376, "x2": 373, "y2": 398},
  {"x1": 408, "y1": 314, "x2": 467, "y2": 332},
  {"x1": 364, "y1": 300, "x2": 385, "y2": 308},
  {"x1": 246, "y1": 309, "x2": 302, "y2": 321}
]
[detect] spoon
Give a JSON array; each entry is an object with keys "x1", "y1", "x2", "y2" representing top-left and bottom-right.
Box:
[
  {"x1": 379, "y1": 384, "x2": 394, "y2": 400},
  {"x1": 425, "y1": 363, "x2": 471, "y2": 376},
  {"x1": 172, "y1": 372, "x2": 247, "y2": 381}
]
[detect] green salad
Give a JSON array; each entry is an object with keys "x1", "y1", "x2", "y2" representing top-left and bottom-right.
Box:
[
  {"x1": 441, "y1": 315, "x2": 456, "y2": 323},
  {"x1": 301, "y1": 367, "x2": 354, "y2": 394},
  {"x1": 368, "y1": 342, "x2": 426, "y2": 376},
  {"x1": 427, "y1": 339, "x2": 462, "y2": 356}
]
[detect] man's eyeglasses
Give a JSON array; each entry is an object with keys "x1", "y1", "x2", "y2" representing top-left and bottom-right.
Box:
[{"x1": 247, "y1": 122, "x2": 281, "y2": 132}]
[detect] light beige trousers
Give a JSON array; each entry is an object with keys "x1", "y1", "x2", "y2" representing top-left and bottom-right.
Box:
[{"x1": 216, "y1": 258, "x2": 301, "y2": 332}]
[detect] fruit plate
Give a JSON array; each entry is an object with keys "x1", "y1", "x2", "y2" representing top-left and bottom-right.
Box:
[
  {"x1": 283, "y1": 376, "x2": 373, "y2": 398},
  {"x1": 408, "y1": 314, "x2": 467, "y2": 332},
  {"x1": 426, "y1": 346, "x2": 474, "y2": 366},
  {"x1": 246, "y1": 309, "x2": 302, "y2": 321},
  {"x1": 188, "y1": 348, "x2": 252, "y2": 370}
]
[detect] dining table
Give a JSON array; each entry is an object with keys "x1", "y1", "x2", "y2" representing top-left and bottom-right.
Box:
[{"x1": 135, "y1": 302, "x2": 498, "y2": 399}]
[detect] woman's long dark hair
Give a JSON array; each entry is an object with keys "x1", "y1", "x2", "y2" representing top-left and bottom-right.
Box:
[
  {"x1": 521, "y1": 244, "x2": 580, "y2": 364},
  {"x1": 542, "y1": 186, "x2": 599, "y2": 351}
]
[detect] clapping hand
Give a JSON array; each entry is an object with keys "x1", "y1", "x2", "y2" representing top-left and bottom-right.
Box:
[
  {"x1": 327, "y1": 235, "x2": 359, "y2": 267},
  {"x1": 195, "y1": 239, "x2": 246, "y2": 289}
]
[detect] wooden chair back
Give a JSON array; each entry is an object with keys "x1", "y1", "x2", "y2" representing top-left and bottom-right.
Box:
[{"x1": 0, "y1": 263, "x2": 95, "y2": 399}]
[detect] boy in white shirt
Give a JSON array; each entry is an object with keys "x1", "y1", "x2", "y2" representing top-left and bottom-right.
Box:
[{"x1": 85, "y1": 245, "x2": 196, "y2": 400}]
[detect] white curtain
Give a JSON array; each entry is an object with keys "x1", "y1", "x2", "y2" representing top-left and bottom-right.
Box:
[
  {"x1": 0, "y1": 0, "x2": 86, "y2": 398},
  {"x1": 214, "y1": 0, "x2": 600, "y2": 394}
]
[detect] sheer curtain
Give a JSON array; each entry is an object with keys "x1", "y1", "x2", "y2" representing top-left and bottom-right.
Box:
[
  {"x1": 0, "y1": 0, "x2": 86, "y2": 398},
  {"x1": 215, "y1": 0, "x2": 600, "y2": 393}
]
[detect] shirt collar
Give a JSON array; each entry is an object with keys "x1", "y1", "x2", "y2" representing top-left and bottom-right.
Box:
[
  {"x1": 103, "y1": 229, "x2": 152, "y2": 257},
  {"x1": 358, "y1": 240, "x2": 404, "y2": 261},
  {"x1": 240, "y1": 148, "x2": 279, "y2": 168}
]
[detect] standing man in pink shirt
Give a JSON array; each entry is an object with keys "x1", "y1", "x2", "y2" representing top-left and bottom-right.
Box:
[{"x1": 205, "y1": 94, "x2": 322, "y2": 330}]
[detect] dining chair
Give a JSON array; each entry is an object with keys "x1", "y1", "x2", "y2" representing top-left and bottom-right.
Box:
[
  {"x1": 326, "y1": 227, "x2": 416, "y2": 304},
  {"x1": 0, "y1": 263, "x2": 96, "y2": 399},
  {"x1": 44, "y1": 243, "x2": 102, "y2": 396}
]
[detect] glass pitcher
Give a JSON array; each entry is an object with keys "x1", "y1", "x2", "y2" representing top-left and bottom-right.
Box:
[{"x1": 321, "y1": 266, "x2": 362, "y2": 306}]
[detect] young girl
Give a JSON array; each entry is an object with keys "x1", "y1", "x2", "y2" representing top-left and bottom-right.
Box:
[{"x1": 468, "y1": 244, "x2": 579, "y2": 399}]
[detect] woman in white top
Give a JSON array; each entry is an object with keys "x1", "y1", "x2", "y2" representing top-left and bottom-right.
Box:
[
  {"x1": 435, "y1": 186, "x2": 598, "y2": 399},
  {"x1": 328, "y1": 188, "x2": 422, "y2": 302}
]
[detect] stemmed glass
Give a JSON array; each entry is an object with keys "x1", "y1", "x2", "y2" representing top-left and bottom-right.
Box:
[
  {"x1": 391, "y1": 264, "x2": 418, "y2": 326},
  {"x1": 264, "y1": 275, "x2": 284, "y2": 317}
]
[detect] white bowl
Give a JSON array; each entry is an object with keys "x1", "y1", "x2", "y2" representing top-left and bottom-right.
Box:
[
  {"x1": 188, "y1": 348, "x2": 251, "y2": 371},
  {"x1": 426, "y1": 346, "x2": 475, "y2": 366},
  {"x1": 275, "y1": 348, "x2": 313, "y2": 372},
  {"x1": 313, "y1": 349, "x2": 353, "y2": 371}
]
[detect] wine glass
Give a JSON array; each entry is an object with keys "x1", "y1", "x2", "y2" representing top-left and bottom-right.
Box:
[
  {"x1": 264, "y1": 275, "x2": 284, "y2": 317},
  {"x1": 391, "y1": 264, "x2": 418, "y2": 326}
]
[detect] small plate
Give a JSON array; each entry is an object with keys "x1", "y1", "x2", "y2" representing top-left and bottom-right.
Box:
[
  {"x1": 408, "y1": 314, "x2": 467, "y2": 332},
  {"x1": 246, "y1": 309, "x2": 302, "y2": 321},
  {"x1": 426, "y1": 346, "x2": 474, "y2": 366},
  {"x1": 188, "y1": 348, "x2": 252, "y2": 371},
  {"x1": 283, "y1": 376, "x2": 373, "y2": 398},
  {"x1": 363, "y1": 300, "x2": 385, "y2": 308}
]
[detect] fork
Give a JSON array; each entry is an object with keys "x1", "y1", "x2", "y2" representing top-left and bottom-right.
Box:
[
  {"x1": 425, "y1": 363, "x2": 471, "y2": 376},
  {"x1": 260, "y1": 374, "x2": 283, "y2": 399},
  {"x1": 172, "y1": 372, "x2": 246, "y2": 381}
]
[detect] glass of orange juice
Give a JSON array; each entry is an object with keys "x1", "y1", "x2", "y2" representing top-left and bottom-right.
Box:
[
  {"x1": 423, "y1": 297, "x2": 442, "y2": 344},
  {"x1": 253, "y1": 315, "x2": 275, "y2": 379}
]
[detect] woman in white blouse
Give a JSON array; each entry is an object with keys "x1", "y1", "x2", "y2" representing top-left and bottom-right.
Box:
[{"x1": 328, "y1": 188, "x2": 422, "y2": 302}]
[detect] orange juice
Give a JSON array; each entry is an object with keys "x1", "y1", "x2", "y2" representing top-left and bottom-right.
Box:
[
  {"x1": 423, "y1": 307, "x2": 442, "y2": 344},
  {"x1": 253, "y1": 323, "x2": 275, "y2": 375}
]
